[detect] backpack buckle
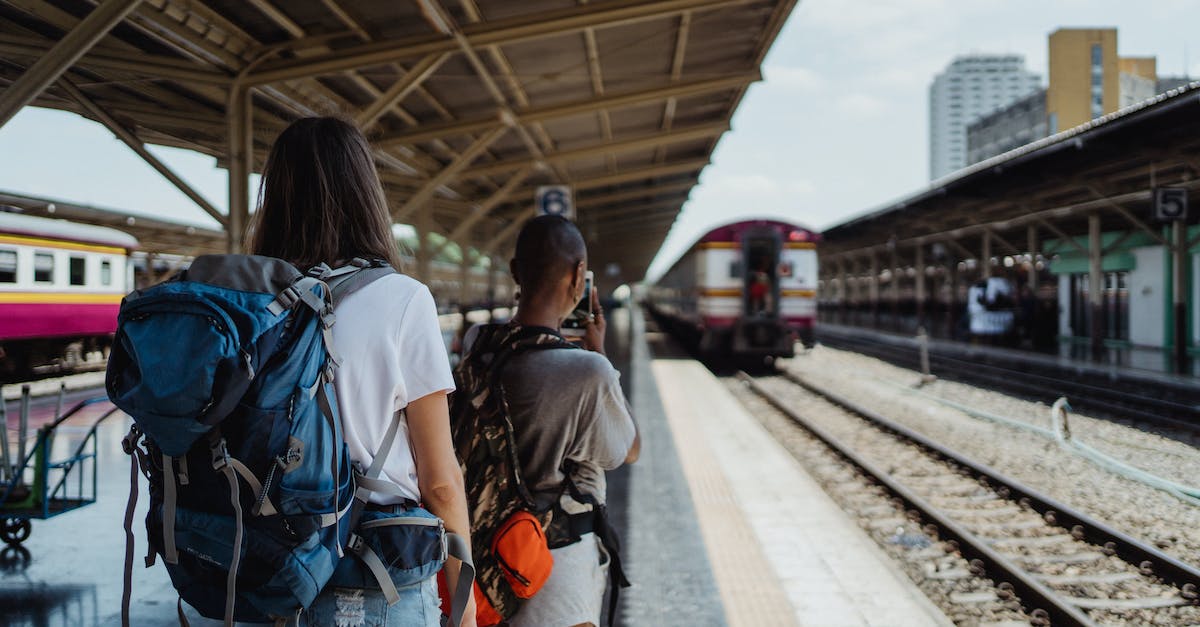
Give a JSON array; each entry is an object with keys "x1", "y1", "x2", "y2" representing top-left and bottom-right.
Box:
[
  {"x1": 346, "y1": 533, "x2": 364, "y2": 554},
  {"x1": 268, "y1": 286, "x2": 300, "y2": 315},
  {"x1": 210, "y1": 438, "x2": 230, "y2": 470}
]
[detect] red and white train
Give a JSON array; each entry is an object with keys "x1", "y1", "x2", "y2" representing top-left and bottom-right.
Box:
[
  {"x1": 646, "y1": 219, "x2": 819, "y2": 362},
  {"x1": 0, "y1": 212, "x2": 137, "y2": 376}
]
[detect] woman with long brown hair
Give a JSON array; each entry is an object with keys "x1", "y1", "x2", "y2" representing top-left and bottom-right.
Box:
[{"x1": 251, "y1": 116, "x2": 474, "y2": 626}]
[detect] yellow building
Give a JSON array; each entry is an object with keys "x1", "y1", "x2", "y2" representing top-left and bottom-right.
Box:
[{"x1": 1047, "y1": 28, "x2": 1119, "y2": 132}]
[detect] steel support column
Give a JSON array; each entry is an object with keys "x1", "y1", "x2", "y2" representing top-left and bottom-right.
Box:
[
  {"x1": 1088, "y1": 214, "x2": 1104, "y2": 360},
  {"x1": 1172, "y1": 220, "x2": 1189, "y2": 374},
  {"x1": 227, "y1": 87, "x2": 253, "y2": 253},
  {"x1": 0, "y1": 0, "x2": 144, "y2": 129},
  {"x1": 414, "y1": 211, "x2": 434, "y2": 283},
  {"x1": 837, "y1": 259, "x2": 848, "y2": 321},
  {"x1": 868, "y1": 251, "x2": 879, "y2": 323},
  {"x1": 1026, "y1": 224, "x2": 1039, "y2": 270},
  {"x1": 889, "y1": 244, "x2": 900, "y2": 323},
  {"x1": 981, "y1": 232, "x2": 992, "y2": 279},
  {"x1": 915, "y1": 244, "x2": 927, "y2": 327}
]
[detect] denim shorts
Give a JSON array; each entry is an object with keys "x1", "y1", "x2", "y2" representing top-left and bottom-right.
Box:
[{"x1": 301, "y1": 577, "x2": 440, "y2": 627}]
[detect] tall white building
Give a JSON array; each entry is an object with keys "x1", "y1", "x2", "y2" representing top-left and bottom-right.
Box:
[{"x1": 929, "y1": 55, "x2": 1041, "y2": 180}]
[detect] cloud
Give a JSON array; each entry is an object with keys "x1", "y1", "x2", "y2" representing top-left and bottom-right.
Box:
[
  {"x1": 764, "y1": 65, "x2": 826, "y2": 91},
  {"x1": 838, "y1": 93, "x2": 889, "y2": 117}
]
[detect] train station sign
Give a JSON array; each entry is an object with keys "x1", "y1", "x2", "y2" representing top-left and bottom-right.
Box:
[
  {"x1": 1154, "y1": 187, "x2": 1188, "y2": 222},
  {"x1": 536, "y1": 185, "x2": 574, "y2": 220}
]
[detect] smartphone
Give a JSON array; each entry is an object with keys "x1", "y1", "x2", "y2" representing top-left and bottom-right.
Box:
[{"x1": 561, "y1": 270, "x2": 594, "y2": 336}]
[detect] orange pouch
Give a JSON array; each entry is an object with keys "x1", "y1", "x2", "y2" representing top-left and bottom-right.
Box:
[{"x1": 493, "y1": 510, "x2": 554, "y2": 598}]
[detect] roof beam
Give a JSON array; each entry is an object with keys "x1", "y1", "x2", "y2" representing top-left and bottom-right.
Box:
[
  {"x1": 379, "y1": 73, "x2": 757, "y2": 146},
  {"x1": 0, "y1": 35, "x2": 230, "y2": 85},
  {"x1": 576, "y1": 180, "x2": 696, "y2": 208},
  {"x1": 457, "y1": 122, "x2": 727, "y2": 180},
  {"x1": 428, "y1": 166, "x2": 533, "y2": 259},
  {"x1": 582, "y1": 201, "x2": 682, "y2": 221},
  {"x1": 246, "y1": 0, "x2": 754, "y2": 85},
  {"x1": 394, "y1": 126, "x2": 509, "y2": 222},
  {"x1": 656, "y1": 10, "x2": 692, "y2": 163},
  {"x1": 0, "y1": 0, "x2": 144, "y2": 129},
  {"x1": 59, "y1": 77, "x2": 227, "y2": 227},
  {"x1": 355, "y1": 52, "x2": 451, "y2": 130}
]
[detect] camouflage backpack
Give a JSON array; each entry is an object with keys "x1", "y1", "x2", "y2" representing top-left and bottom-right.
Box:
[{"x1": 449, "y1": 322, "x2": 577, "y2": 623}]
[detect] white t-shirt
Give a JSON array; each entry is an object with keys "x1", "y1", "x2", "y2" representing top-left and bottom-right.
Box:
[{"x1": 331, "y1": 273, "x2": 455, "y2": 504}]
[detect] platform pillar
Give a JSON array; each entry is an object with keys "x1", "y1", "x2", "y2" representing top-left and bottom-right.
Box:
[
  {"x1": 868, "y1": 251, "x2": 879, "y2": 326},
  {"x1": 915, "y1": 244, "x2": 927, "y2": 328},
  {"x1": 1088, "y1": 213, "x2": 1104, "y2": 361},
  {"x1": 946, "y1": 252, "x2": 959, "y2": 339},
  {"x1": 414, "y1": 213, "x2": 432, "y2": 284},
  {"x1": 889, "y1": 243, "x2": 900, "y2": 328},
  {"x1": 981, "y1": 232, "x2": 992, "y2": 279},
  {"x1": 1172, "y1": 220, "x2": 1189, "y2": 374},
  {"x1": 837, "y1": 259, "x2": 848, "y2": 323},
  {"x1": 226, "y1": 86, "x2": 252, "y2": 254}
]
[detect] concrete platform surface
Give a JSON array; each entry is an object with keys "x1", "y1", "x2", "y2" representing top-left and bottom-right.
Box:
[{"x1": 651, "y1": 357, "x2": 953, "y2": 627}]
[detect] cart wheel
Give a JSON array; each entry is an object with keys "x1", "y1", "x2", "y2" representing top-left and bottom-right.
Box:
[
  {"x1": 1, "y1": 518, "x2": 31, "y2": 546},
  {"x1": 0, "y1": 545, "x2": 30, "y2": 572}
]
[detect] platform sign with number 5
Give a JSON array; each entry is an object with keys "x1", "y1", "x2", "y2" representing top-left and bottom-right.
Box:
[{"x1": 1155, "y1": 187, "x2": 1188, "y2": 222}]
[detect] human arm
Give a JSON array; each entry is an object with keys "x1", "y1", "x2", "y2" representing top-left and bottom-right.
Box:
[{"x1": 408, "y1": 391, "x2": 477, "y2": 627}]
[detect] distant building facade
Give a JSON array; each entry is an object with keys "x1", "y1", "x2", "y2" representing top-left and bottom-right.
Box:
[
  {"x1": 1119, "y1": 57, "x2": 1157, "y2": 108},
  {"x1": 929, "y1": 55, "x2": 1041, "y2": 180},
  {"x1": 964, "y1": 29, "x2": 1183, "y2": 166},
  {"x1": 1046, "y1": 28, "x2": 1119, "y2": 132},
  {"x1": 966, "y1": 90, "x2": 1048, "y2": 164},
  {"x1": 1158, "y1": 76, "x2": 1195, "y2": 93}
]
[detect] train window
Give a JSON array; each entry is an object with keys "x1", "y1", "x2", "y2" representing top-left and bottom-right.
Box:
[
  {"x1": 34, "y1": 252, "x2": 54, "y2": 283},
  {"x1": 100, "y1": 259, "x2": 113, "y2": 286},
  {"x1": 69, "y1": 256, "x2": 86, "y2": 286},
  {"x1": 729, "y1": 261, "x2": 743, "y2": 279},
  {"x1": 0, "y1": 248, "x2": 15, "y2": 283}
]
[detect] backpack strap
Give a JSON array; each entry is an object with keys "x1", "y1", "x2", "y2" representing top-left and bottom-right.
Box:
[{"x1": 344, "y1": 410, "x2": 477, "y2": 626}]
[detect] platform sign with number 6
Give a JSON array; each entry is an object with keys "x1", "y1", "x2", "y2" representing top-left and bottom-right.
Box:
[{"x1": 536, "y1": 185, "x2": 574, "y2": 220}]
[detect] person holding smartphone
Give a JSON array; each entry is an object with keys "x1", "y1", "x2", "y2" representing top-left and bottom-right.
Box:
[{"x1": 459, "y1": 215, "x2": 639, "y2": 627}]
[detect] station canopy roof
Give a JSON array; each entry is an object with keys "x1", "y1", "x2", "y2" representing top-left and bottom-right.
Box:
[
  {"x1": 820, "y1": 83, "x2": 1200, "y2": 264},
  {"x1": 0, "y1": 0, "x2": 798, "y2": 282}
]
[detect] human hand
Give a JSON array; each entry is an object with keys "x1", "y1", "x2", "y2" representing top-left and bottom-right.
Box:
[{"x1": 582, "y1": 287, "x2": 606, "y2": 355}]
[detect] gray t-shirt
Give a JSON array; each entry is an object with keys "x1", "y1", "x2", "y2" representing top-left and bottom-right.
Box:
[{"x1": 464, "y1": 326, "x2": 636, "y2": 507}]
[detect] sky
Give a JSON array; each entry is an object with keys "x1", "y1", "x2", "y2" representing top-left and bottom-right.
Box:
[{"x1": 2, "y1": 0, "x2": 1200, "y2": 280}]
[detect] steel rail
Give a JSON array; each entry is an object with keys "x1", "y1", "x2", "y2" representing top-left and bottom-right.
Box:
[
  {"x1": 737, "y1": 372, "x2": 1096, "y2": 626},
  {"x1": 816, "y1": 331, "x2": 1200, "y2": 433},
  {"x1": 741, "y1": 371, "x2": 1200, "y2": 623}
]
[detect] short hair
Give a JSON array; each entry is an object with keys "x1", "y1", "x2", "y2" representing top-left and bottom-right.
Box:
[{"x1": 511, "y1": 215, "x2": 586, "y2": 296}]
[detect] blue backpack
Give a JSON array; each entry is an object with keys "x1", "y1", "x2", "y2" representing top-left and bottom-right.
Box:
[{"x1": 106, "y1": 255, "x2": 473, "y2": 626}]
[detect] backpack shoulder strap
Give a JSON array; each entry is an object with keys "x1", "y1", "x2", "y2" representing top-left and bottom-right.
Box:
[{"x1": 307, "y1": 258, "x2": 397, "y2": 308}]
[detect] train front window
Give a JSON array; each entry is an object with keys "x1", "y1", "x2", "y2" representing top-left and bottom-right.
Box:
[
  {"x1": 69, "y1": 256, "x2": 86, "y2": 286},
  {"x1": 0, "y1": 249, "x2": 15, "y2": 283},
  {"x1": 34, "y1": 252, "x2": 54, "y2": 283}
]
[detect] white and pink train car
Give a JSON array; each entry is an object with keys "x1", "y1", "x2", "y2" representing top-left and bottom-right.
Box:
[
  {"x1": 647, "y1": 219, "x2": 819, "y2": 361},
  {"x1": 0, "y1": 212, "x2": 137, "y2": 375}
]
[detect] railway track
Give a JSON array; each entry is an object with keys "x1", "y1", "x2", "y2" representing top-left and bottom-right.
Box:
[
  {"x1": 816, "y1": 329, "x2": 1200, "y2": 434},
  {"x1": 737, "y1": 371, "x2": 1200, "y2": 626}
]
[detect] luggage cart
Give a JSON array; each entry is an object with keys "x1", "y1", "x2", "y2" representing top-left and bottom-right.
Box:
[{"x1": 1, "y1": 385, "x2": 120, "y2": 546}]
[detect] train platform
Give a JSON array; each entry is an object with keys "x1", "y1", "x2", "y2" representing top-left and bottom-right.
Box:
[{"x1": 1, "y1": 307, "x2": 950, "y2": 626}]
